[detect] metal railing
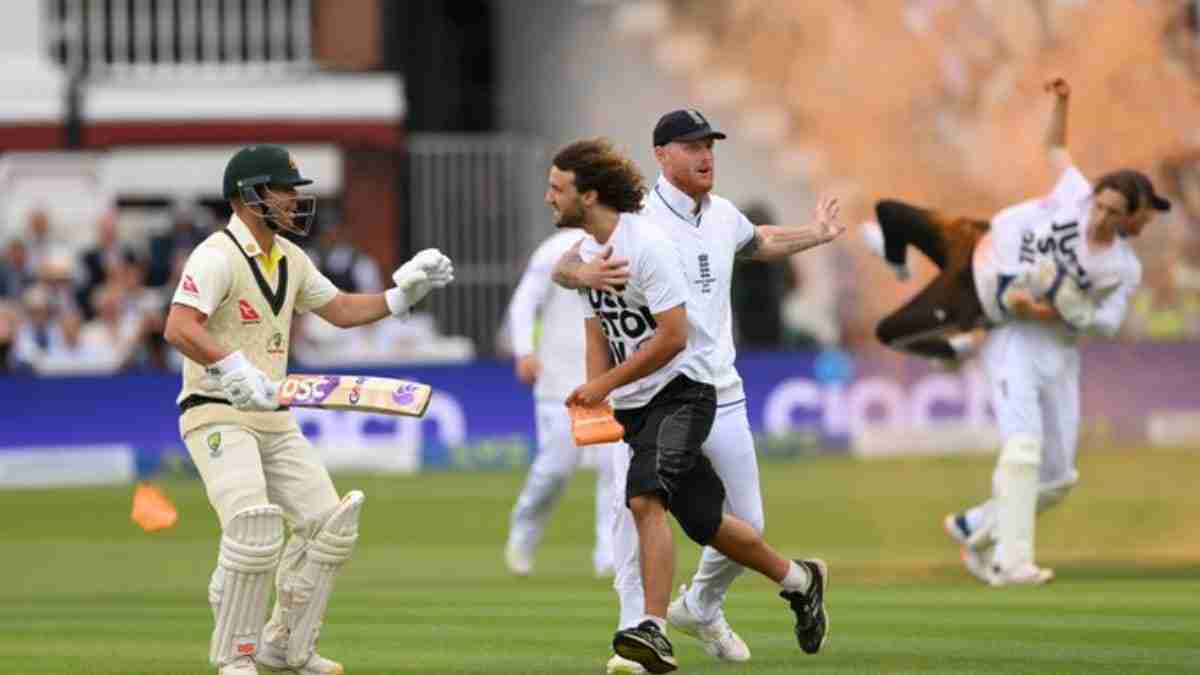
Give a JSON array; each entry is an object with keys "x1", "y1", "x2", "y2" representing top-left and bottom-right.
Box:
[
  {"x1": 44, "y1": 0, "x2": 313, "y2": 77},
  {"x1": 407, "y1": 134, "x2": 550, "y2": 357}
]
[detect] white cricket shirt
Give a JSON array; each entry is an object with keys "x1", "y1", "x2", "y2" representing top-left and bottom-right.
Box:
[
  {"x1": 974, "y1": 166, "x2": 1142, "y2": 336},
  {"x1": 642, "y1": 175, "x2": 755, "y2": 405},
  {"x1": 506, "y1": 229, "x2": 588, "y2": 401},
  {"x1": 577, "y1": 212, "x2": 714, "y2": 409}
]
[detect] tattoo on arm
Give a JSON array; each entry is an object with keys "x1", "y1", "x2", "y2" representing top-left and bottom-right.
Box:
[
  {"x1": 551, "y1": 250, "x2": 585, "y2": 289},
  {"x1": 736, "y1": 231, "x2": 764, "y2": 260}
]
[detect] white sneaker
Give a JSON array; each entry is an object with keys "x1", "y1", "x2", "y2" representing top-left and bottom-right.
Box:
[
  {"x1": 256, "y1": 641, "x2": 344, "y2": 675},
  {"x1": 605, "y1": 653, "x2": 647, "y2": 674},
  {"x1": 667, "y1": 585, "x2": 751, "y2": 662},
  {"x1": 505, "y1": 541, "x2": 534, "y2": 577},
  {"x1": 219, "y1": 656, "x2": 259, "y2": 674},
  {"x1": 988, "y1": 563, "x2": 1055, "y2": 587}
]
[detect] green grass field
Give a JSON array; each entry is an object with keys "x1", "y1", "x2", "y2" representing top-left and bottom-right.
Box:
[{"x1": 2, "y1": 448, "x2": 1198, "y2": 674}]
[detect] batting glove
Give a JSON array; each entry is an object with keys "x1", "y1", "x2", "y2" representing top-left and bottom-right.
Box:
[
  {"x1": 208, "y1": 351, "x2": 280, "y2": 412},
  {"x1": 396, "y1": 248, "x2": 455, "y2": 288}
]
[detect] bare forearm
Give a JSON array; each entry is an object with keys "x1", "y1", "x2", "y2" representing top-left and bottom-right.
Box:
[
  {"x1": 1045, "y1": 93, "x2": 1068, "y2": 151},
  {"x1": 317, "y1": 293, "x2": 390, "y2": 328},
  {"x1": 595, "y1": 335, "x2": 684, "y2": 392},
  {"x1": 585, "y1": 339, "x2": 612, "y2": 382},
  {"x1": 747, "y1": 224, "x2": 827, "y2": 261},
  {"x1": 164, "y1": 318, "x2": 227, "y2": 365},
  {"x1": 1016, "y1": 301, "x2": 1060, "y2": 323}
]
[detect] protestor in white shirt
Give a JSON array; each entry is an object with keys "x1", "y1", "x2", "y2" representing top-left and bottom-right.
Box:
[
  {"x1": 502, "y1": 228, "x2": 617, "y2": 578},
  {"x1": 862, "y1": 79, "x2": 1170, "y2": 586},
  {"x1": 551, "y1": 136, "x2": 838, "y2": 675},
  {"x1": 556, "y1": 112, "x2": 843, "y2": 673}
]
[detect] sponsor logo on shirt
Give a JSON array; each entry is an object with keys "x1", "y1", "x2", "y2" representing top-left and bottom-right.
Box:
[
  {"x1": 238, "y1": 299, "x2": 263, "y2": 323},
  {"x1": 181, "y1": 274, "x2": 199, "y2": 295}
]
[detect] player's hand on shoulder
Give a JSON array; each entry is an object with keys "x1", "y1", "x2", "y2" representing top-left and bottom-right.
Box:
[
  {"x1": 579, "y1": 245, "x2": 630, "y2": 294},
  {"x1": 207, "y1": 351, "x2": 280, "y2": 411}
]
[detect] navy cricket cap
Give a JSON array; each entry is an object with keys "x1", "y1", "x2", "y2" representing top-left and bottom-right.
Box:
[{"x1": 653, "y1": 109, "x2": 727, "y2": 147}]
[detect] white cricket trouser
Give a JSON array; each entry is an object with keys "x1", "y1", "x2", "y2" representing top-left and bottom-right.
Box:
[
  {"x1": 965, "y1": 323, "x2": 1081, "y2": 553},
  {"x1": 184, "y1": 423, "x2": 341, "y2": 530},
  {"x1": 613, "y1": 399, "x2": 764, "y2": 628},
  {"x1": 508, "y1": 399, "x2": 617, "y2": 572}
]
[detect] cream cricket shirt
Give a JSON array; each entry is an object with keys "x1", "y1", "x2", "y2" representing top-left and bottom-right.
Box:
[{"x1": 171, "y1": 215, "x2": 338, "y2": 436}]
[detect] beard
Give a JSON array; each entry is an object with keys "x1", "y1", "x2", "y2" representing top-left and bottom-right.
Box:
[{"x1": 553, "y1": 202, "x2": 586, "y2": 229}]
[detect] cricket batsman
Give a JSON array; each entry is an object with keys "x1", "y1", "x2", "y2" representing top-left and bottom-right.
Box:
[{"x1": 163, "y1": 144, "x2": 454, "y2": 674}]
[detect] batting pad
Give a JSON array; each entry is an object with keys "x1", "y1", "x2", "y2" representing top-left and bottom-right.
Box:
[
  {"x1": 209, "y1": 504, "x2": 285, "y2": 666},
  {"x1": 283, "y1": 490, "x2": 364, "y2": 668},
  {"x1": 993, "y1": 435, "x2": 1040, "y2": 573}
]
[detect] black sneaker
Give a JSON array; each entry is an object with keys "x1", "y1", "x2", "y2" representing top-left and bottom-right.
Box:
[
  {"x1": 779, "y1": 558, "x2": 829, "y2": 654},
  {"x1": 612, "y1": 620, "x2": 678, "y2": 673}
]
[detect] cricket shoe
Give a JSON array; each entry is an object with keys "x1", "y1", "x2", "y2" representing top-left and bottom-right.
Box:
[
  {"x1": 504, "y1": 541, "x2": 534, "y2": 577},
  {"x1": 612, "y1": 621, "x2": 677, "y2": 673},
  {"x1": 779, "y1": 558, "x2": 829, "y2": 655},
  {"x1": 988, "y1": 563, "x2": 1055, "y2": 587},
  {"x1": 667, "y1": 585, "x2": 750, "y2": 662},
  {"x1": 257, "y1": 642, "x2": 344, "y2": 675},
  {"x1": 219, "y1": 656, "x2": 259, "y2": 674},
  {"x1": 605, "y1": 653, "x2": 647, "y2": 674},
  {"x1": 958, "y1": 546, "x2": 993, "y2": 585},
  {"x1": 860, "y1": 221, "x2": 910, "y2": 281}
]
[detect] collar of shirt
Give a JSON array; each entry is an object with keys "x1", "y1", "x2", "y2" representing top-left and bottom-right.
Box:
[
  {"x1": 227, "y1": 214, "x2": 286, "y2": 277},
  {"x1": 654, "y1": 175, "x2": 710, "y2": 227}
]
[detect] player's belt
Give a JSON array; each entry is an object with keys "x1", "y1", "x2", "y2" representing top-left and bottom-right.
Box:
[{"x1": 178, "y1": 394, "x2": 289, "y2": 413}]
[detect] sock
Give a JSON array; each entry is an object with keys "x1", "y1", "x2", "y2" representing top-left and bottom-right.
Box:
[
  {"x1": 640, "y1": 615, "x2": 667, "y2": 633},
  {"x1": 780, "y1": 561, "x2": 811, "y2": 593}
]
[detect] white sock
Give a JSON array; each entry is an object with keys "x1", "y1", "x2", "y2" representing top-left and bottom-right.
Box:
[
  {"x1": 780, "y1": 561, "x2": 811, "y2": 593},
  {"x1": 641, "y1": 615, "x2": 667, "y2": 633}
]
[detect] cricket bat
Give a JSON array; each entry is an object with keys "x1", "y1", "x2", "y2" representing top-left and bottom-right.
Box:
[{"x1": 277, "y1": 374, "x2": 432, "y2": 417}]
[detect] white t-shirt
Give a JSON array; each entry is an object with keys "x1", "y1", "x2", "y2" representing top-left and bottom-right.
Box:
[
  {"x1": 642, "y1": 175, "x2": 755, "y2": 404},
  {"x1": 973, "y1": 166, "x2": 1142, "y2": 336},
  {"x1": 577, "y1": 212, "x2": 713, "y2": 409},
  {"x1": 505, "y1": 230, "x2": 587, "y2": 401}
]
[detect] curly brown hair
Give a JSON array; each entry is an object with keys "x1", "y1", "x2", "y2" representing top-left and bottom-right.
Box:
[{"x1": 552, "y1": 138, "x2": 646, "y2": 213}]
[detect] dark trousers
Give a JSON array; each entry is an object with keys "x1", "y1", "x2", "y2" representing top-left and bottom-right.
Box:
[{"x1": 874, "y1": 200, "x2": 989, "y2": 359}]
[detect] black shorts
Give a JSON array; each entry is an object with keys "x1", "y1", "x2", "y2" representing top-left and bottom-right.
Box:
[{"x1": 615, "y1": 374, "x2": 724, "y2": 544}]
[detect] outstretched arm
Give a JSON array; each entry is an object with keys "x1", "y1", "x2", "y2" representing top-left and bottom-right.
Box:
[
  {"x1": 738, "y1": 196, "x2": 844, "y2": 261},
  {"x1": 1044, "y1": 77, "x2": 1073, "y2": 176}
]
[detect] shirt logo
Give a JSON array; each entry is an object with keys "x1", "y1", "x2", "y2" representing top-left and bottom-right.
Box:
[
  {"x1": 696, "y1": 253, "x2": 714, "y2": 294},
  {"x1": 181, "y1": 275, "x2": 199, "y2": 295},
  {"x1": 206, "y1": 432, "x2": 222, "y2": 458},
  {"x1": 266, "y1": 331, "x2": 285, "y2": 354},
  {"x1": 238, "y1": 300, "x2": 262, "y2": 323}
]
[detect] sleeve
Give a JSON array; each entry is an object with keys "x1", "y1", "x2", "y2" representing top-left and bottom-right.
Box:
[
  {"x1": 732, "y1": 207, "x2": 757, "y2": 252},
  {"x1": 1048, "y1": 165, "x2": 1092, "y2": 209},
  {"x1": 505, "y1": 241, "x2": 558, "y2": 357},
  {"x1": 294, "y1": 250, "x2": 340, "y2": 314},
  {"x1": 1087, "y1": 261, "x2": 1141, "y2": 337},
  {"x1": 171, "y1": 245, "x2": 231, "y2": 316},
  {"x1": 639, "y1": 237, "x2": 689, "y2": 314}
]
